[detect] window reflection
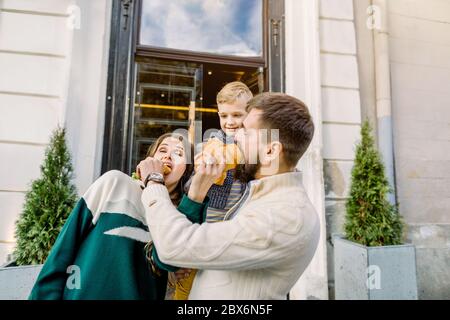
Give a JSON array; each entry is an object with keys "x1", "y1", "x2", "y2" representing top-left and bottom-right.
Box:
[
  {"x1": 132, "y1": 59, "x2": 202, "y2": 168},
  {"x1": 140, "y1": 0, "x2": 263, "y2": 57},
  {"x1": 131, "y1": 58, "x2": 263, "y2": 171}
]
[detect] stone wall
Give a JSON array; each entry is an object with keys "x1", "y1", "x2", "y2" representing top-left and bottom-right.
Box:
[{"x1": 387, "y1": 0, "x2": 450, "y2": 299}]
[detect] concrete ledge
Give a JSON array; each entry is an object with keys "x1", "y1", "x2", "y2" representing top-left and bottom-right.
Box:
[{"x1": 0, "y1": 264, "x2": 42, "y2": 300}]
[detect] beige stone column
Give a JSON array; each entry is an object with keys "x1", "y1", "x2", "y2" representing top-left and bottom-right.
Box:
[{"x1": 285, "y1": 0, "x2": 329, "y2": 300}]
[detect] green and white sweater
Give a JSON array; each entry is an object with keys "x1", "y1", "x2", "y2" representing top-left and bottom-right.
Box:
[{"x1": 29, "y1": 170, "x2": 207, "y2": 300}]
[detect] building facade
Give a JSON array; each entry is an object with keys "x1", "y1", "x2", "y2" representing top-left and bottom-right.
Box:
[{"x1": 0, "y1": 0, "x2": 448, "y2": 299}]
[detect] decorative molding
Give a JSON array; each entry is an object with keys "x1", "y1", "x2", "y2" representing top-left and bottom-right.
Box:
[
  {"x1": 0, "y1": 91, "x2": 60, "y2": 99},
  {"x1": 122, "y1": 0, "x2": 133, "y2": 30},
  {"x1": 0, "y1": 50, "x2": 66, "y2": 59},
  {"x1": 0, "y1": 8, "x2": 70, "y2": 18}
]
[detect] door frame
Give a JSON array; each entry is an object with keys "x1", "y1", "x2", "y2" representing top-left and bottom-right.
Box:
[{"x1": 101, "y1": 0, "x2": 285, "y2": 174}]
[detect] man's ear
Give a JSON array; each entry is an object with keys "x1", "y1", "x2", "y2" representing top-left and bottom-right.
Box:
[
  {"x1": 259, "y1": 141, "x2": 283, "y2": 175},
  {"x1": 266, "y1": 141, "x2": 283, "y2": 160}
]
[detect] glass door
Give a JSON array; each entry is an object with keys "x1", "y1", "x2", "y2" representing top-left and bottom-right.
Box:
[
  {"x1": 132, "y1": 59, "x2": 201, "y2": 168},
  {"x1": 130, "y1": 57, "x2": 264, "y2": 171}
]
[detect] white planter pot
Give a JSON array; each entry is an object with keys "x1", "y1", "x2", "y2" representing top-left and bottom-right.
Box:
[
  {"x1": 0, "y1": 263, "x2": 42, "y2": 300},
  {"x1": 334, "y1": 236, "x2": 418, "y2": 300}
]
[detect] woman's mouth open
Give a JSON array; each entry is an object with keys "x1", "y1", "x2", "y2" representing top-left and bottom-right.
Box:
[{"x1": 162, "y1": 163, "x2": 172, "y2": 175}]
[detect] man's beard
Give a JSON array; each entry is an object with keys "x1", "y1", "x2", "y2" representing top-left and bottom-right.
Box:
[{"x1": 234, "y1": 162, "x2": 260, "y2": 184}]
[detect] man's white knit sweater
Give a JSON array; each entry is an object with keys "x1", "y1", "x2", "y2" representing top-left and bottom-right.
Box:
[{"x1": 141, "y1": 171, "x2": 320, "y2": 300}]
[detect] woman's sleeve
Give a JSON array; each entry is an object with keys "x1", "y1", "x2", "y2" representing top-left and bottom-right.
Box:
[
  {"x1": 152, "y1": 194, "x2": 209, "y2": 272},
  {"x1": 28, "y1": 198, "x2": 93, "y2": 300}
]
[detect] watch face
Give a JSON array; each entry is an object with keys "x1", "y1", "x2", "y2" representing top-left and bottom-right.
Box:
[
  {"x1": 150, "y1": 172, "x2": 164, "y2": 180},
  {"x1": 145, "y1": 172, "x2": 165, "y2": 186}
]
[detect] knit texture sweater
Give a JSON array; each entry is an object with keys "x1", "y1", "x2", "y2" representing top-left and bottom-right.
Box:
[
  {"x1": 142, "y1": 171, "x2": 321, "y2": 300},
  {"x1": 29, "y1": 170, "x2": 207, "y2": 300}
]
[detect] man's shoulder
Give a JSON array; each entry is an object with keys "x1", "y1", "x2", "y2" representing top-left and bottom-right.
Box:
[
  {"x1": 242, "y1": 185, "x2": 317, "y2": 225},
  {"x1": 240, "y1": 187, "x2": 315, "y2": 218},
  {"x1": 254, "y1": 183, "x2": 310, "y2": 205}
]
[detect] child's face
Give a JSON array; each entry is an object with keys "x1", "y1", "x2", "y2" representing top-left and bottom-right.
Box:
[
  {"x1": 153, "y1": 137, "x2": 187, "y2": 187},
  {"x1": 217, "y1": 98, "x2": 248, "y2": 137}
]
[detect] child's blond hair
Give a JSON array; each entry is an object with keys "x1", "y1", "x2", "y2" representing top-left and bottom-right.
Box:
[{"x1": 216, "y1": 81, "x2": 253, "y2": 105}]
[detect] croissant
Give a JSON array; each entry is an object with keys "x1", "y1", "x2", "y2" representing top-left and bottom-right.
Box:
[
  {"x1": 163, "y1": 164, "x2": 172, "y2": 175},
  {"x1": 199, "y1": 137, "x2": 244, "y2": 185}
]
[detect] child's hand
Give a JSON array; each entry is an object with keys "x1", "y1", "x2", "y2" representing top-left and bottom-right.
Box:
[
  {"x1": 195, "y1": 137, "x2": 243, "y2": 185},
  {"x1": 174, "y1": 268, "x2": 193, "y2": 281}
]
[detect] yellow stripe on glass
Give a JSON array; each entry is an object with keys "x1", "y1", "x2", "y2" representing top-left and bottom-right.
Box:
[{"x1": 135, "y1": 103, "x2": 217, "y2": 113}]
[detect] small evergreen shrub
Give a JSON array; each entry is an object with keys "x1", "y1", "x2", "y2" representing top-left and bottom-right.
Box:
[
  {"x1": 14, "y1": 127, "x2": 77, "y2": 265},
  {"x1": 344, "y1": 120, "x2": 404, "y2": 246}
]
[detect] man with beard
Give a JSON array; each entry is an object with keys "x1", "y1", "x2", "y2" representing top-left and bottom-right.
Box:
[{"x1": 139, "y1": 92, "x2": 320, "y2": 300}]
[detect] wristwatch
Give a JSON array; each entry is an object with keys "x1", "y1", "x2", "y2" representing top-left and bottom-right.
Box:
[{"x1": 144, "y1": 172, "x2": 165, "y2": 187}]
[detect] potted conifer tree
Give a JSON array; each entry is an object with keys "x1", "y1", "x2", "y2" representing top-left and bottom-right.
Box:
[
  {"x1": 334, "y1": 120, "x2": 418, "y2": 300},
  {"x1": 0, "y1": 127, "x2": 77, "y2": 300}
]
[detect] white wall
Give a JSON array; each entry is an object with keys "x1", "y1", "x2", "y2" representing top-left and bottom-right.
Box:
[
  {"x1": 388, "y1": 0, "x2": 450, "y2": 224},
  {"x1": 318, "y1": 0, "x2": 362, "y2": 299},
  {"x1": 64, "y1": 0, "x2": 111, "y2": 195},
  {"x1": 387, "y1": 0, "x2": 450, "y2": 299},
  {"x1": 0, "y1": 0, "x2": 74, "y2": 264},
  {"x1": 0, "y1": 0, "x2": 111, "y2": 265},
  {"x1": 285, "y1": 0, "x2": 364, "y2": 300},
  {"x1": 285, "y1": 0, "x2": 328, "y2": 300}
]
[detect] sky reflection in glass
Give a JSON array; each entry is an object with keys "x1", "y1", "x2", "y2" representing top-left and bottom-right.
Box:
[{"x1": 140, "y1": 0, "x2": 263, "y2": 57}]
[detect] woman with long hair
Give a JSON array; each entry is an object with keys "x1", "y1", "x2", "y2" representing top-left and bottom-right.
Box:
[{"x1": 29, "y1": 132, "x2": 210, "y2": 300}]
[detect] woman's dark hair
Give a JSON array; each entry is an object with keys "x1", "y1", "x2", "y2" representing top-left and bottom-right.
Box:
[{"x1": 145, "y1": 132, "x2": 194, "y2": 205}]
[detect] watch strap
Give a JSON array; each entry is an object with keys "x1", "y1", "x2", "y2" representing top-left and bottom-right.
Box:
[{"x1": 144, "y1": 172, "x2": 165, "y2": 187}]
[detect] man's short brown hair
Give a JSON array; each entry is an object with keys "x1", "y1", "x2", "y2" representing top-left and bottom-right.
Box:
[{"x1": 247, "y1": 92, "x2": 314, "y2": 167}]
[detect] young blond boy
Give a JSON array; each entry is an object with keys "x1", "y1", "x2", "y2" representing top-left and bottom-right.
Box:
[
  {"x1": 172, "y1": 81, "x2": 253, "y2": 299},
  {"x1": 204, "y1": 81, "x2": 253, "y2": 221}
]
